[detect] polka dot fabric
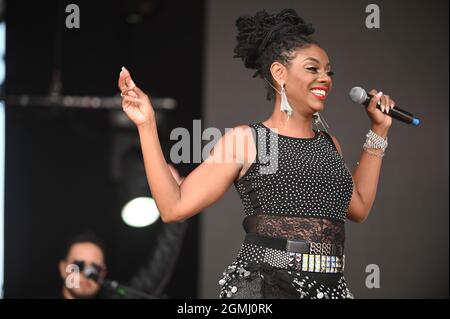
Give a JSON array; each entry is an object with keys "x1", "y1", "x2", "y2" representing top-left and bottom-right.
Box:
[
  {"x1": 234, "y1": 123, "x2": 354, "y2": 222},
  {"x1": 238, "y1": 243, "x2": 265, "y2": 264}
]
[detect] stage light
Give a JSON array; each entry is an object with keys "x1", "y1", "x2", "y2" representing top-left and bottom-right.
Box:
[{"x1": 121, "y1": 196, "x2": 160, "y2": 228}]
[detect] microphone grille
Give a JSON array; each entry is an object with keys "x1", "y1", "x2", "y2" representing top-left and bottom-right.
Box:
[
  {"x1": 349, "y1": 86, "x2": 367, "y2": 104},
  {"x1": 83, "y1": 266, "x2": 100, "y2": 282}
]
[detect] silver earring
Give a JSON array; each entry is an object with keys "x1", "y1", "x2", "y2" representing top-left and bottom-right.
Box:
[
  {"x1": 280, "y1": 83, "x2": 293, "y2": 118},
  {"x1": 313, "y1": 112, "x2": 330, "y2": 133}
]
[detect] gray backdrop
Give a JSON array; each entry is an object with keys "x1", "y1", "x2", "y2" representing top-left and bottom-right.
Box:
[{"x1": 201, "y1": 0, "x2": 448, "y2": 298}]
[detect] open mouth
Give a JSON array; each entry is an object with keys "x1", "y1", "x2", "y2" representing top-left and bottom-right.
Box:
[{"x1": 310, "y1": 88, "x2": 327, "y2": 100}]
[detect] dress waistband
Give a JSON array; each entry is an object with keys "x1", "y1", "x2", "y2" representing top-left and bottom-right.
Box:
[
  {"x1": 244, "y1": 233, "x2": 344, "y2": 256},
  {"x1": 239, "y1": 234, "x2": 345, "y2": 274}
]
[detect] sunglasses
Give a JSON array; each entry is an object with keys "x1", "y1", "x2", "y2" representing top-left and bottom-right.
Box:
[{"x1": 72, "y1": 260, "x2": 105, "y2": 274}]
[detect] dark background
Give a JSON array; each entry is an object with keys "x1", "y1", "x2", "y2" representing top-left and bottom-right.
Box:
[{"x1": 4, "y1": 0, "x2": 204, "y2": 298}]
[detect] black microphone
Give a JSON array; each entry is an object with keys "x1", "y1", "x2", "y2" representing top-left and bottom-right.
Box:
[
  {"x1": 349, "y1": 86, "x2": 420, "y2": 126},
  {"x1": 83, "y1": 266, "x2": 157, "y2": 299},
  {"x1": 83, "y1": 265, "x2": 102, "y2": 284}
]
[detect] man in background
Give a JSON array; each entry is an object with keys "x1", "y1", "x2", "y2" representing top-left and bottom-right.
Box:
[
  {"x1": 59, "y1": 164, "x2": 187, "y2": 299},
  {"x1": 59, "y1": 233, "x2": 107, "y2": 299}
]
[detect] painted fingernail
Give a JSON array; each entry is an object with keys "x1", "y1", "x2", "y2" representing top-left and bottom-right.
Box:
[{"x1": 376, "y1": 91, "x2": 383, "y2": 97}]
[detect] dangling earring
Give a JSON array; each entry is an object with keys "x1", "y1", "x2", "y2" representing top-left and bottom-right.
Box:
[
  {"x1": 312, "y1": 111, "x2": 330, "y2": 133},
  {"x1": 263, "y1": 78, "x2": 293, "y2": 120},
  {"x1": 280, "y1": 83, "x2": 293, "y2": 118}
]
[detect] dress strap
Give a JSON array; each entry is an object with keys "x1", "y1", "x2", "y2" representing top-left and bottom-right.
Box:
[
  {"x1": 247, "y1": 123, "x2": 259, "y2": 160},
  {"x1": 319, "y1": 130, "x2": 339, "y2": 154}
]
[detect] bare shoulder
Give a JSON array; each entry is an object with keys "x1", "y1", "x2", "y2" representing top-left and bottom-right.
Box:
[
  {"x1": 228, "y1": 124, "x2": 256, "y2": 159},
  {"x1": 231, "y1": 124, "x2": 254, "y2": 138},
  {"x1": 221, "y1": 124, "x2": 255, "y2": 143},
  {"x1": 208, "y1": 124, "x2": 255, "y2": 162}
]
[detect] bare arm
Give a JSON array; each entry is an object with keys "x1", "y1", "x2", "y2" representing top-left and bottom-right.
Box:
[
  {"x1": 332, "y1": 132, "x2": 385, "y2": 223},
  {"x1": 332, "y1": 89, "x2": 395, "y2": 223},
  {"x1": 118, "y1": 68, "x2": 245, "y2": 222},
  {"x1": 137, "y1": 123, "x2": 242, "y2": 222}
]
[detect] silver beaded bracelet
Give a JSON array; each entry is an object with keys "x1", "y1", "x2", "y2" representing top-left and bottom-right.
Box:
[
  {"x1": 363, "y1": 129, "x2": 388, "y2": 152},
  {"x1": 363, "y1": 146, "x2": 385, "y2": 158},
  {"x1": 362, "y1": 130, "x2": 388, "y2": 158}
]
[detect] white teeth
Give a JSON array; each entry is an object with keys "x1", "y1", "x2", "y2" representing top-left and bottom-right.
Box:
[{"x1": 311, "y1": 89, "x2": 326, "y2": 97}]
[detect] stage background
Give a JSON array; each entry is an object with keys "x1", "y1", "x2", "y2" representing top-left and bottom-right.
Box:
[{"x1": 202, "y1": 0, "x2": 449, "y2": 298}]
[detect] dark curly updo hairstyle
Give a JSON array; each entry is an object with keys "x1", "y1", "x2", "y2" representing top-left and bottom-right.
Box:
[{"x1": 234, "y1": 9, "x2": 319, "y2": 100}]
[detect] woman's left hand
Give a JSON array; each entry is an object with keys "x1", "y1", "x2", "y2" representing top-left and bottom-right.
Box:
[{"x1": 365, "y1": 89, "x2": 396, "y2": 131}]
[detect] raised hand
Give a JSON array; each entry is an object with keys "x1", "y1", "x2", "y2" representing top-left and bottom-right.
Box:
[{"x1": 118, "y1": 67, "x2": 155, "y2": 127}]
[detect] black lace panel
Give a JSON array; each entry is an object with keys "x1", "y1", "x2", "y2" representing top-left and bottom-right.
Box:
[{"x1": 243, "y1": 215, "x2": 345, "y2": 246}]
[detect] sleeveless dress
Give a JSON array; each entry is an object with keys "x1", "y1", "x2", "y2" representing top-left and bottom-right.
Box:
[{"x1": 218, "y1": 123, "x2": 355, "y2": 299}]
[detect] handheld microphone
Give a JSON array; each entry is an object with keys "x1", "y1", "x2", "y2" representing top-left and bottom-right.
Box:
[
  {"x1": 83, "y1": 266, "x2": 157, "y2": 299},
  {"x1": 349, "y1": 86, "x2": 421, "y2": 126},
  {"x1": 83, "y1": 265, "x2": 102, "y2": 284}
]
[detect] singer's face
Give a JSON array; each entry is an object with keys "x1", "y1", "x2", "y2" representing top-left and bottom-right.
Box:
[
  {"x1": 285, "y1": 44, "x2": 333, "y2": 113},
  {"x1": 59, "y1": 242, "x2": 105, "y2": 299}
]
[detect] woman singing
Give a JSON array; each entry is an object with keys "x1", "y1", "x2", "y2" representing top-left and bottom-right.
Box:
[{"x1": 118, "y1": 9, "x2": 395, "y2": 299}]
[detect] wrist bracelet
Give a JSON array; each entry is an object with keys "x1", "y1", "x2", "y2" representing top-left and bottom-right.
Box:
[
  {"x1": 363, "y1": 129, "x2": 388, "y2": 152},
  {"x1": 363, "y1": 146, "x2": 385, "y2": 158}
]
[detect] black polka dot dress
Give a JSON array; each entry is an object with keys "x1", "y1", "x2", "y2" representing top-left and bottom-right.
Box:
[{"x1": 219, "y1": 123, "x2": 355, "y2": 299}]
